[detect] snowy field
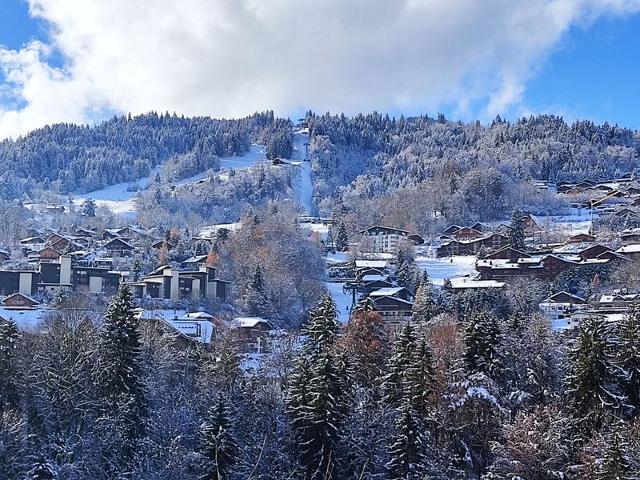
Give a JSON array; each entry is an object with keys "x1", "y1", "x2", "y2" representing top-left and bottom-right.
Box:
[
  {"x1": 291, "y1": 129, "x2": 314, "y2": 214},
  {"x1": 415, "y1": 255, "x2": 478, "y2": 286},
  {"x1": 73, "y1": 144, "x2": 270, "y2": 217}
]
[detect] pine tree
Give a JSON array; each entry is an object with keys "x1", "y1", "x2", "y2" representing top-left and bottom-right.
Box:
[
  {"x1": 463, "y1": 311, "x2": 503, "y2": 378},
  {"x1": 383, "y1": 323, "x2": 418, "y2": 407},
  {"x1": 385, "y1": 400, "x2": 428, "y2": 480},
  {"x1": 94, "y1": 285, "x2": 146, "y2": 446},
  {"x1": 132, "y1": 259, "x2": 142, "y2": 282},
  {"x1": 199, "y1": 394, "x2": 239, "y2": 480},
  {"x1": 406, "y1": 337, "x2": 436, "y2": 419},
  {"x1": 566, "y1": 316, "x2": 621, "y2": 434},
  {"x1": 335, "y1": 221, "x2": 349, "y2": 252},
  {"x1": 27, "y1": 461, "x2": 57, "y2": 480},
  {"x1": 287, "y1": 295, "x2": 349, "y2": 479},
  {"x1": 395, "y1": 249, "x2": 420, "y2": 292},
  {"x1": 509, "y1": 208, "x2": 526, "y2": 251},
  {"x1": 597, "y1": 421, "x2": 632, "y2": 480},
  {"x1": 412, "y1": 276, "x2": 435, "y2": 324},
  {"x1": 81, "y1": 197, "x2": 96, "y2": 217},
  {"x1": 0, "y1": 317, "x2": 19, "y2": 412},
  {"x1": 618, "y1": 305, "x2": 640, "y2": 412},
  {"x1": 243, "y1": 265, "x2": 269, "y2": 316}
]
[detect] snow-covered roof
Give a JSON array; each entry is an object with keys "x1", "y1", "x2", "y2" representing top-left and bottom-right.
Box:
[
  {"x1": 449, "y1": 278, "x2": 505, "y2": 289},
  {"x1": 165, "y1": 319, "x2": 215, "y2": 344},
  {"x1": 616, "y1": 244, "x2": 640, "y2": 254},
  {"x1": 369, "y1": 287, "x2": 404, "y2": 297},
  {"x1": 355, "y1": 260, "x2": 388, "y2": 269},
  {"x1": 361, "y1": 274, "x2": 390, "y2": 283},
  {"x1": 233, "y1": 317, "x2": 273, "y2": 328},
  {"x1": 181, "y1": 311, "x2": 215, "y2": 320}
]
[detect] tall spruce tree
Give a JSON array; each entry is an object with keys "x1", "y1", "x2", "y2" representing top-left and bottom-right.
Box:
[
  {"x1": 243, "y1": 265, "x2": 268, "y2": 316},
  {"x1": 385, "y1": 400, "x2": 428, "y2": 480},
  {"x1": 509, "y1": 208, "x2": 526, "y2": 251},
  {"x1": 597, "y1": 421, "x2": 633, "y2": 480},
  {"x1": 335, "y1": 221, "x2": 349, "y2": 252},
  {"x1": 0, "y1": 318, "x2": 19, "y2": 413},
  {"x1": 412, "y1": 273, "x2": 435, "y2": 324},
  {"x1": 287, "y1": 295, "x2": 350, "y2": 479},
  {"x1": 463, "y1": 311, "x2": 503, "y2": 378},
  {"x1": 94, "y1": 285, "x2": 146, "y2": 458},
  {"x1": 199, "y1": 394, "x2": 239, "y2": 480},
  {"x1": 566, "y1": 316, "x2": 621, "y2": 434},
  {"x1": 618, "y1": 305, "x2": 640, "y2": 412},
  {"x1": 382, "y1": 323, "x2": 418, "y2": 407}
]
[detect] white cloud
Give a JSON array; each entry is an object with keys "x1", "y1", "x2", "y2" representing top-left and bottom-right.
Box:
[{"x1": 0, "y1": 0, "x2": 639, "y2": 138}]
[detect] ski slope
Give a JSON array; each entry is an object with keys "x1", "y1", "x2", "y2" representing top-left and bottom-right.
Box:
[{"x1": 291, "y1": 129, "x2": 313, "y2": 214}]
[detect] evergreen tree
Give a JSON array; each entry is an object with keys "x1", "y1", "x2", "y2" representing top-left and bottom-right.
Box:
[
  {"x1": 287, "y1": 295, "x2": 350, "y2": 479},
  {"x1": 385, "y1": 400, "x2": 428, "y2": 480},
  {"x1": 383, "y1": 323, "x2": 418, "y2": 407},
  {"x1": 0, "y1": 318, "x2": 19, "y2": 412},
  {"x1": 395, "y1": 248, "x2": 420, "y2": 292},
  {"x1": 463, "y1": 311, "x2": 503, "y2": 378},
  {"x1": 335, "y1": 221, "x2": 349, "y2": 252},
  {"x1": 509, "y1": 208, "x2": 526, "y2": 251},
  {"x1": 618, "y1": 305, "x2": 640, "y2": 412},
  {"x1": 412, "y1": 275, "x2": 435, "y2": 324},
  {"x1": 81, "y1": 197, "x2": 96, "y2": 217},
  {"x1": 94, "y1": 285, "x2": 146, "y2": 461},
  {"x1": 597, "y1": 421, "x2": 632, "y2": 480},
  {"x1": 199, "y1": 394, "x2": 239, "y2": 480},
  {"x1": 27, "y1": 461, "x2": 57, "y2": 480},
  {"x1": 243, "y1": 265, "x2": 269, "y2": 316},
  {"x1": 132, "y1": 259, "x2": 142, "y2": 282},
  {"x1": 566, "y1": 316, "x2": 621, "y2": 434}
]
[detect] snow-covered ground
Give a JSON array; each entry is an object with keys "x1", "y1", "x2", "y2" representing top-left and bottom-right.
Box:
[
  {"x1": 325, "y1": 281, "x2": 353, "y2": 323},
  {"x1": 73, "y1": 171, "x2": 157, "y2": 217},
  {"x1": 199, "y1": 222, "x2": 242, "y2": 238},
  {"x1": 220, "y1": 143, "x2": 267, "y2": 170},
  {"x1": 415, "y1": 255, "x2": 478, "y2": 286}
]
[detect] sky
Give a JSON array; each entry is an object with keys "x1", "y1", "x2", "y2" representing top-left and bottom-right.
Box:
[{"x1": 0, "y1": 0, "x2": 639, "y2": 139}]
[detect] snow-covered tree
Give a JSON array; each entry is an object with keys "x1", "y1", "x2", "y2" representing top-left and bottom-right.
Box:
[
  {"x1": 412, "y1": 273, "x2": 436, "y2": 324},
  {"x1": 243, "y1": 265, "x2": 269, "y2": 317},
  {"x1": 335, "y1": 221, "x2": 349, "y2": 252},
  {"x1": 385, "y1": 400, "x2": 429, "y2": 480},
  {"x1": 81, "y1": 197, "x2": 96, "y2": 217},
  {"x1": 508, "y1": 208, "x2": 526, "y2": 251},
  {"x1": 566, "y1": 316, "x2": 622, "y2": 434},
  {"x1": 618, "y1": 305, "x2": 640, "y2": 412},
  {"x1": 0, "y1": 318, "x2": 19, "y2": 412},
  {"x1": 463, "y1": 311, "x2": 503, "y2": 379},
  {"x1": 199, "y1": 394, "x2": 239, "y2": 480}
]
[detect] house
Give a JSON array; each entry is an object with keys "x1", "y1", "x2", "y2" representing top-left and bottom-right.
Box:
[
  {"x1": 566, "y1": 233, "x2": 596, "y2": 244},
  {"x1": 232, "y1": 317, "x2": 274, "y2": 353},
  {"x1": 369, "y1": 286, "x2": 412, "y2": 302},
  {"x1": 359, "y1": 226, "x2": 419, "y2": 253},
  {"x1": 521, "y1": 213, "x2": 539, "y2": 234},
  {"x1": 104, "y1": 237, "x2": 134, "y2": 256},
  {"x1": 621, "y1": 229, "x2": 640, "y2": 245},
  {"x1": 182, "y1": 255, "x2": 208, "y2": 269},
  {"x1": 477, "y1": 254, "x2": 607, "y2": 282},
  {"x1": 2, "y1": 292, "x2": 39, "y2": 310},
  {"x1": 360, "y1": 274, "x2": 394, "y2": 293},
  {"x1": 615, "y1": 244, "x2": 640, "y2": 260},
  {"x1": 130, "y1": 265, "x2": 229, "y2": 302},
  {"x1": 436, "y1": 233, "x2": 508, "y2": 257},
  {"x1": 368, "y1": 293, "x2": 413, "y2": 330},
  {"x1": 485, "y1": 246, "x2": 530, "y2": 262},
  {"x1": 38, "y1": 246, "x2": 62, "y2": 262},
  {"x1": 539, "y1": 291, "x2": 588, "y2": 322},
  {"x1": 137, "y1": 309, "x2": 216, "y2": 348}
]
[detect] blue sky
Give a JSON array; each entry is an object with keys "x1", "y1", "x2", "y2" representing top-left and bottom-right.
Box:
[{"x1": 0, "y1": 0, "x2": 639, "y2": 137}]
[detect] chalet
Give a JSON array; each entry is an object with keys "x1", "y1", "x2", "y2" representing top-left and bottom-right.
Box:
[
  {"x1": 539, "y1": 291, "x2": 588, "y2": 322},
  {"x1": 566, "y1": 233, "x2": 596, "y2": 244},
  {"x1": 521, "y1": 213, "x2": 539, "y2": 234},
  {"x1": 576, "y1": 244, "x2": 612, "y2": 260},
  {"x1": 615, "y1": 244, "x2": 640, "y2": 261},
  {"x1": 485, "y1": 246, "x2": 530, "y2": 262},
  {"x1": 360, "y1": 275, "x2": 393, "y2": 293},
  {"x1": 232, "y1": 317, "x2": 274, "y2": 353},
  {"x1": 20, "y1": 235, "x2": 46, "y2": 246},
  {"x1": 2, "y1": 292, "x2": 39, "y2": 310},
  {"x1": 74, "y1": 227, "x2": 96, "y2": 238},
  {"x1": 441, "y1": 226, "x2": 484, "y2": 241},
  {"x1": 436, "y1": 232, "x2": 508, "y2": 257},
  {"x1": 369, "y1": 286, "x2": 413, "y2": 302},
  {"x1": 100, "y1": 229, "x2": 121, "y2": 240},
  {"x1": 368, "y1": 294, "x2": 413, "y2": 330},
  {"x1": 104, "y1": 237, "x2": 134, "y2": 256},
  {"x1": 46, "y1": 233, "x2": 67, "y2": 246},
  {"x1": 613, "y1": 208, "x2": 639, "y2": 219},
  {"x1": 137, "y1": 309, "x2": 216, "y2": 348},
  {"x1": 38, "y1": 246, "x2": 62, "y2": 261},
  {"x1": 477, "y1": 254, "x2": 608, "y2": 282},
  {"x1": 621, "y1": 229, "x2": 640, "y2": 245},
  {"x1": 597, "y1": 292, "x2": 640, "y2": 310},
  {"x1": 359, "y1": 226, "x2": 420, "y2": 253}
]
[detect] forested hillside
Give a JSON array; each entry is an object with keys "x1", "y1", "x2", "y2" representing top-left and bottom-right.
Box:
[
  {"x1": 0, "y1": 111, "x2": 291, "y2": 196},
  {"x1": 307, "y1": 112, "x2": 640, "y2": 222}
]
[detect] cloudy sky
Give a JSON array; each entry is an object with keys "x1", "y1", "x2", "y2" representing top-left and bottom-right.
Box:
[{"x1": 0, "y1": 0, "x2": 639, "y2": 139}]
